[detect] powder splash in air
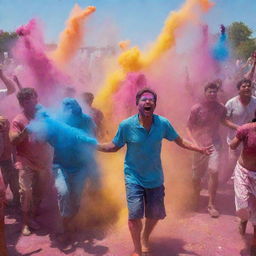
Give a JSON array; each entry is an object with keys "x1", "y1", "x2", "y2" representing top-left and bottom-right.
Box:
[
  {"x1": 212, "y1": 24, "x2": 229, "y2": 62},
  {"x1": 13, "y1": 19, "x2": 67, "y2": 102},
  {"x1": 94, "y1": 0, "x2": 214, "y2": 120},
  {"x1": 52, "y1": 5, "x2": 96, "y2": 67}
]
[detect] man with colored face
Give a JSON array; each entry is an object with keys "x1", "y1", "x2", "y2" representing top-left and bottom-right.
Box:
[
  {"x1": 187, "y1": 82, "x2": 231, "y2": 218},
  {"x1": 10, "y1": 88, "x2": 53, "y2": 236},
  {"x1": 223, "y1": 78, "x2": 256, "y2": 234},
  {"x1": 97, "y1": 88, "x2": 211, "y2": 256},
  {"x1": 223, "y1": 79, "x2": 256, "y2": 182}
]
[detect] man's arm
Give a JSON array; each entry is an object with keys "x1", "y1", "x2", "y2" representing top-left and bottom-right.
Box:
[
  {"x1": 0, "y1": 69, "x2": 16, "y2": 95},
  {"x1": 229, "y1": 136, "x2": 242, "y2": 150},
  {"x1": 245, "y1": 55, "x2": 256, "y2": 80},
  {"x1": 97, "y1": 142, "x2": 121, "y2": 152},
  {"x1": 174, "y1": 136, "x2": 212, "y2": 155},
  {"x1": 13, "y1": 75, "x2": 23, "y2": 90},
  {"x1": 221, "y1": 118, "x2": 239, "y2": 130},
  {"x1": 9, "y1": 128, "x2": 28, "y2": 145}
]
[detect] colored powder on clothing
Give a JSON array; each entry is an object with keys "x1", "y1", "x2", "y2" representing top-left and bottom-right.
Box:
[
  {"x1": 52, "y1": 5, "x2": 96, "y2": 67},
  {"x1": 212, "y1": 25, "x2": 229, "y2": 62},
  {"x1": 27, "y1": 102, "x2": 122, "y2": 229}
]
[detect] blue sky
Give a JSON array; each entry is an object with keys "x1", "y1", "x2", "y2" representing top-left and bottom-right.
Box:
[{"x1": 0, "y1": 0, "x2": 255, "y2": 47}]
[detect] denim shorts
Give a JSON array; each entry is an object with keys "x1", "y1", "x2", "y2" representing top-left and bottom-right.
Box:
[{"x1": 125, "y1": 183, "x2": 166, "y2": 220}]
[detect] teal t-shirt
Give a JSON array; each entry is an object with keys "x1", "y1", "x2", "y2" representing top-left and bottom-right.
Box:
[{"x1": 112, "y1": 114, "x2": 179, "y2": 188}]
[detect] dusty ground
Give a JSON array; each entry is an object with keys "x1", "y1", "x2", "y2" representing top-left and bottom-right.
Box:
[{"x1": 4, "y1": 181, "x2": 252, "y2": 256}]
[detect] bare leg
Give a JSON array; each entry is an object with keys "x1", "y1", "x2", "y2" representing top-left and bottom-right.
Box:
[
  {"x1": 192, "y1": 177, "x2": 201, "y2": 210},
  {"x1": 208, "y1": 172, "x2": 219, "y2": 217},
  {"x1": 141, "y1": 218, "x2": 158, "y2": 252},
  {"x1": 128, "y1": 219, "x2": 142, "y2": 256},
  {"x1": 208, "y1": 172, "x2": 218, "y2": 207}
]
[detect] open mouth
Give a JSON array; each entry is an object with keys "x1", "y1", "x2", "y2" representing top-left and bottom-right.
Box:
[{"x1": 144, "y1": 106, "x2": 152, "y2": 112}]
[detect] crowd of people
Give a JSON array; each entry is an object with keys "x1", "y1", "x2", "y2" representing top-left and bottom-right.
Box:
[{"x1": 0, "y1": 53, "x2": 255, "y2": 256}]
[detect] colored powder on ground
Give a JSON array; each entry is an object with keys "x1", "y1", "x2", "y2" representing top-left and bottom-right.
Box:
[{"x1": 52, "y1": 5, "x2": 96, "y2": 67}]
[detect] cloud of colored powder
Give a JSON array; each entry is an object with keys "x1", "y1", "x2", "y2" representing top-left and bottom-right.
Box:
[
  {"x1": 12, "y1": 19, "x2": 67, "y2": 103},
  {"x1": 51, "y1": 5, "x2": 96, "y2": 67},
  {"x1": 94, "y1": 0, "x2": 214, "y2": 120}
]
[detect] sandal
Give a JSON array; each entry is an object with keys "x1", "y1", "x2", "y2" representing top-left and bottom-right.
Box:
[{"x1": 207, "y1": 206, "x2": 219, "y2": 218}]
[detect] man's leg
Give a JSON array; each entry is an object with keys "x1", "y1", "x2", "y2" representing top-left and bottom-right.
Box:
[
  {"x1": 0, "y1": 176, "x2": 7, "y2": 255},
  {"x1": 207, "y1": 145, "x2": 221, "y2": 217},
  {"x1": 142, "y1": 185, "x2": 166, "y2": 253},
  {"x1": 208, "y1": 172, "x2": 218, "y2": 207},
  {"x1": 53, "y1": 167, "x2": 74, "y2": 244},
  {"x1": 128, "y1": 219, "x2": 143, "y2": 256},
  {"x1": 234, "y1": 162, "x2": 251, "y2": 236},
  {"x1": 126, "y1": 183, "x2": 144, "y2": 256},
  {"x1": 5, "y1": 161, "x2": 20, "y2": 206},
  {"x1": 192, "y1": 152, "x2": 207, "y2": 210},
  {"x1": 32, "y1": 169, "x2": 49, "y2": 217},
  {"x1": 141, "y1": 218, "x2": 158, "y2": 252},
  {"x1": 19, "y1": 168, "x2": 34, "y2": 235},
  {"x1": 192, "y1": 177, "x2": 201, "y2": 209},
  {"x1": 208, "y1": 172, "x2": 219, "y2": 217}
]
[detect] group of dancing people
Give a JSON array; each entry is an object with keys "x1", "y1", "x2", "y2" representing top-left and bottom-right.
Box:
[{"x1": 0, "y1": 57, "x2": 256, "y2": 256}]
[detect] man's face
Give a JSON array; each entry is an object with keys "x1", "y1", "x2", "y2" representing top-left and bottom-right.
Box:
[
  {"x1": 205, "y1": 88, "x2": 218, "y2": 102},
  {"x1": 239, "y1": 82, "x2": 252, "y2": 97},
  {"x1": 137, "y1": 92, "x2": 156, "y2": 117},
  {"x1": 21, "y1": 94, "x2": 38, "y2": 112}
]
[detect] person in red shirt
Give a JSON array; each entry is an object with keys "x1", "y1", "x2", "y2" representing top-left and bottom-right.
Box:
[
  {"x1": 230, "y1": 112, "x2": 256, "y2": 255},
  {"x1": 10, "y1": 88, "x2": 53, "y2": 236},
  {"x1": 186, "y1": 82, "x2": 233, "y2": 217}
]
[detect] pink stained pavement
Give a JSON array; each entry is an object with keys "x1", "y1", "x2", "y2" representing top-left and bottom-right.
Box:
[{"x1": 3, "y1": 182, "x2": 252, "y2": 256}]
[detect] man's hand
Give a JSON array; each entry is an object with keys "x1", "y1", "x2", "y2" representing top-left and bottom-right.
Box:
[{"x1": 200, "y1": 145, "x2": 214, "y2": 155}]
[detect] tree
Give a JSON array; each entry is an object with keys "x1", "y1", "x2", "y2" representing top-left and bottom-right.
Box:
[
  {"x1": 228, "y1": 22, "x2": 256, "y2": 60},
  {"x1": 0, "y1": 31, "x2": 17, "y2": 52}
]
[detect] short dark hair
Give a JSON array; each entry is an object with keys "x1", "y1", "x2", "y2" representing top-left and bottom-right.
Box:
[
  {"x1": 82, "y1": 92, "x2": 94, "y2": 104},
  {"x1": 136, "y1": 88, "x2": 157, "y2": 105},
  {"x1": 16, "y1": 88, "x2": 37, "y2": 105},
  {"x1": 236, "y1": 78, "x2": 252, "y2": 90},
  {"x1": 204, "y1": 82, "x2": 219, "y2": 92}
]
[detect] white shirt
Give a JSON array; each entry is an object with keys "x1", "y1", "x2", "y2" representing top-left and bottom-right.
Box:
[{"x1": 225, "y1": 95, "x2": 256, "y2": 143}]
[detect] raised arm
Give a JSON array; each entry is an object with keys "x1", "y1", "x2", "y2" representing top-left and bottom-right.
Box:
[
  {"x1": 0, "y1": 69, "x2": 16, "y2": 95},
  {"x1": 245, "y1": 54, "x2": 256, "y2": 80},
  {"x1": 97, "y1": 142, "x2": 121, "y2": 152},
  {"x1": 174, "y1": 136, "x2": 212, "y2": 155}
]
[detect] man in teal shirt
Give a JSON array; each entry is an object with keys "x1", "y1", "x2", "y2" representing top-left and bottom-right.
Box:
[{"x1": 97, "y1": 88, "x2": 211, "y2": 256}]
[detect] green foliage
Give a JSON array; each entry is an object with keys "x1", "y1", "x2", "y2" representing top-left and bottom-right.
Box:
[
  {"x1": 0, "y1": 31, "x2": 18, "y2": 53},
  {"x1": 228, "y1": 22, "x2": 256, "y2": 60},
  {"x1": 236, "y1": 39, "x2": 256, "y2": 59}
]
